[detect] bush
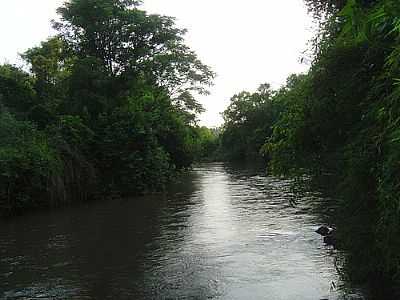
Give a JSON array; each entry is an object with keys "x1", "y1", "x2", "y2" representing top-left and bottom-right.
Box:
[{"x1": 0, "y1": 110, "x2": 62, "y2": 214}]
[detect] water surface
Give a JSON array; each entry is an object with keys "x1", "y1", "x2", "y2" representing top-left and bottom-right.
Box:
[{"x1": 0, "y1": 163, "x2": 366, "y2": 299}]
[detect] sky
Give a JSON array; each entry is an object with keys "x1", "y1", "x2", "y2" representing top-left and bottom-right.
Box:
[{"x1": 0, "y1": 0, "x2": 315, "y2": 127}]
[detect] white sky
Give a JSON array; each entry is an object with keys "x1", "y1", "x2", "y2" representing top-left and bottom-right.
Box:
[{"x1": 0, "y1": 0, "x2": 315, "y2": 127}]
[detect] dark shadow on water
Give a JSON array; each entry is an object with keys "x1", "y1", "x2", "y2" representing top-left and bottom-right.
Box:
[
  {"x1": 293, "y1": 174, "x2": 399, "y2": 300},
  {"x1": 0, "y1": 170, "x2": 201, "y2": 299}
]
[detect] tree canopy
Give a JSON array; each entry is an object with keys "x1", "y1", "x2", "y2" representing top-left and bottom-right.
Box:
[{"x1": 0, "y1": 0, "x2": 214, "y2": 215}]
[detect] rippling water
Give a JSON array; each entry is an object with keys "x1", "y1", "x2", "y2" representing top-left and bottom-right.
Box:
[{"x1": 0, "y1": 163, "x2": 367, "y2": 299}]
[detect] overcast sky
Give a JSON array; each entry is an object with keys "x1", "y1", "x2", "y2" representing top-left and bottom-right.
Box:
[{"x1": 0, "y1": 0, "x2": 314, "y2": 127}]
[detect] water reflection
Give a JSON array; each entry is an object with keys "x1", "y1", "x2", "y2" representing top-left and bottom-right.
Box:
[{"x1": 0, "y1": 163, "x2": 366, "y2": 299}]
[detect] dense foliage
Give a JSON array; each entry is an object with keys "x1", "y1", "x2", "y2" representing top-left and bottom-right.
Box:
[
  {"x1": 219, "y1": 84, "x2": 280, "y2": 161},
  {"x1": 3, "y1": 0, "x2": 400, "y2": 294},
  {"x1": 0, "y1": 0, "x2": 214, "y2": 215},
  {"x1": 218, "y1": 0, "x2": 400, "y2": 295}
]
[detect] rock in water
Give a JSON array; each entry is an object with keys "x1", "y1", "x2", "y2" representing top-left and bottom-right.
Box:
[
  {"x1": 323, "y1": 234, "x2": 337, "y2": 246},
  {"x1": 315, "y1": 225, "x2": 334, "y2": 236}
]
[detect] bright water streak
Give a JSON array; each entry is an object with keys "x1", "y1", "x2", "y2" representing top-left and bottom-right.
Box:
[{"x1": 0, "y1": 163, "x2": 365, "y2": 299}]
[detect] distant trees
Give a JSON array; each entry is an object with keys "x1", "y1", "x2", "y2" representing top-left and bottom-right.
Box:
[
  {"x1": 219, "y1": 84, "x2": 280, "y2": 161},
  {"x1": 193, "y1": 126, "x2": 220, "y2": 161}
]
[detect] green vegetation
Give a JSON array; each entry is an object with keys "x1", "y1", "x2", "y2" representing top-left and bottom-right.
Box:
[
  {"x1": 218, "y1": 0, "x2": 400, "y2": 295},
  {"x1": 219, "y1": 84, "x2": 280, "y2": 162},
  {"x1": 193, "y1": 126, "x2": 220, "y2": 161},
  {"x1": 0, "y1": 0, "x2": 215, "y2": 215},
  {"x1": 3, "y1": 0, "x2": 400, "y2": 295}
]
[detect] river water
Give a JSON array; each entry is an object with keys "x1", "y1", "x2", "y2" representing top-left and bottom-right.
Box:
[{"x1": 0, "y1": 163, "x2": 367, "y2": 300}]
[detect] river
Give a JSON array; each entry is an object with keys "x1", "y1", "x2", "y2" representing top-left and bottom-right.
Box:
[{"x1": 0, "y1": 163, "x2": 367, "y2": 299}]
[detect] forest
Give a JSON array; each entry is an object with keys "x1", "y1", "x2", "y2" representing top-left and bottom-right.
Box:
[
  {"x1": 0, "y1": 0, "x2": 217, "y2": 214},
  {"x1": 219, "y1": 0, "x2": 400, "y2": 295},
  {"x1": 2, "y1": 0, "x2": 400, "y2": 296}
]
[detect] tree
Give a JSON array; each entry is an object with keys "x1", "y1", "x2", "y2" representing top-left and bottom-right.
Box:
[
  {"x1": 220, "y1": 84, "x2": 279, "y2": 160},
  {"x1": 21, "y1": 38, "x2": 72, "y2": 126},
  {"x1": 0, "y1": 65, "x2": 35, "y2": 119},
  {"x1": 0, "y1": 0, "x2": 214, "y2": 215},
  {"x1": 54, "y1": 0, "x2": 214, "y2": 104},
  {"x1": 304, "y1": 0, "x2": 347, "y2": 19}
]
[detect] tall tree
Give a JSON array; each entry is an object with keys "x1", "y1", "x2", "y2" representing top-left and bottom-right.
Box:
[
  {"x1": 54, "y1": 0, "x2": 214, "y2": 103},
  {"x1": 22, "y1": 38, "x2": 72, "y2": 125}
]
